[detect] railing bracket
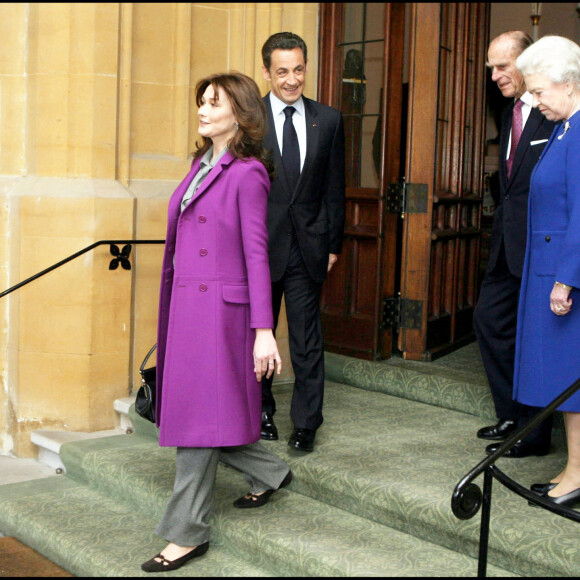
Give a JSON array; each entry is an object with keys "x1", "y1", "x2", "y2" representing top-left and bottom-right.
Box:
[{"x1": 109, "y1": 244, "x2": 132, "y2": 270}]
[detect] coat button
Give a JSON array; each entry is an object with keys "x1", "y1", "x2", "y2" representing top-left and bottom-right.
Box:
[
  {"x1": 504, "y1": 194, "x2": 510, "y2": 200},
  {"x1": 200, "y1": 248, "x2": 208, "y2": 256},
  {"x1": 545, "y1": 235, "x2": 551, "y2": 242},
  {"x1": 199, "y1": 215, "x2": 207, "y2": 223},
  {"x1": 199, "y1": 283, "x2": 207, "y2": 292}
]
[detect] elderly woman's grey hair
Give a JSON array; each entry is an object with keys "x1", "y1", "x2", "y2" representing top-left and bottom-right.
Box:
[{"x1": 516, "y1": 35, "x2": 580, "y2": 89}]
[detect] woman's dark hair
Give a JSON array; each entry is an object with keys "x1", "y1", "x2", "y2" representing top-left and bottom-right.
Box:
[
  {"x1": 192, "y1": 72, "x2": 274, "y2": 179},
  {"x1": 262, "y1": 32, "x2": 308, "y2": 70}
]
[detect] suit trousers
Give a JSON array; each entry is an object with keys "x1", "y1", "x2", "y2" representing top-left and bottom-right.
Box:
[
  {"x1": 155, "y1": 442, "x2": 290, "y2": 546},
  {"x1": 474, "y1": 241, "x2": 552, "y2": 446},
  {"x1": 262, "y1": 236, "x2": 325, "y2": 431}
]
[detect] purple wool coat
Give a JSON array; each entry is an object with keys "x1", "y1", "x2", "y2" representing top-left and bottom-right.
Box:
[{"x1": 155, "y1": 151, "x2": 274, "y2": 447}]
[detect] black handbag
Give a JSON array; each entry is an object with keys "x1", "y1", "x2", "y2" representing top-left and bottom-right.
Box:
[{"x1": 135, "y1": 344, "x2": 157, "y2": 423}]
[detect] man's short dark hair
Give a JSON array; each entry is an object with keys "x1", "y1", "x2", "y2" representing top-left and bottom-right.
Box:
[{"x1": 262, "y1": 32, "x2": 308, "y2": 70}]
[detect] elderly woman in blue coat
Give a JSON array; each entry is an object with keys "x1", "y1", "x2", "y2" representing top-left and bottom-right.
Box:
[
  {"x1": 141, "y1": 73, "x2": 292, "y2": 573},
  {"x1": 515, "y1": 35, "x2": 580, "y2": 508}
]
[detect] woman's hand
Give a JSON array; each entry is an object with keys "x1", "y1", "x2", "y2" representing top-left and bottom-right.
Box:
[
  {"x1": 551, "y1": 283, "x2": 573, "y2": 316},
  {"x1": 253, "y1": 329, "x2": 282, "y2": 382}
]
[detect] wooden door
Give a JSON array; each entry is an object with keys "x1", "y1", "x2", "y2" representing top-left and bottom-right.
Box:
[
  {"x1": 399, "y1": 3, "x2": 490, "y2": 360},
  {"x1": 318, "y1": 2, "x2": 490, "y2": 362},
  {"x1": 318, "y1": 2, "x2": 405, "y2": 360}
]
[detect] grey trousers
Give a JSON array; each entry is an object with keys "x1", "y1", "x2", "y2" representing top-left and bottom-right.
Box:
[{"x1": 154, "y1": 442, "x2": 290, "y2": 546}]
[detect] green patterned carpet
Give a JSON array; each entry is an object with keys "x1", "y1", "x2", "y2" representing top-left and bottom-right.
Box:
[{"x1": 0, "y1": 345, "x2": 577, "y2": 576}]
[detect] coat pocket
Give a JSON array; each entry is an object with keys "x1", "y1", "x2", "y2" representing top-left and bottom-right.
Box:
[
  {"x1": 222, "y1": 284, "x2": 250, "y2": 304},
  {"x1": 531, "y1": 231, "x2": 564, "y2": 276}
]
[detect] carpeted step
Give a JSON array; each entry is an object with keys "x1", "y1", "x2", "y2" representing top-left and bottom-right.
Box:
[
  {"x1": 120, "y1": 380, "x2": 575, "y2": 576},
  {"x1": 324, "y1": 347, "x2": 566, "y2": 437},
  {"x1": 324, "y1": 348, "x2": 499, "y2": 421},
  {"x1": 259, "y1": 382, "x2": 577, "y2": 577},
  {"x1": 59, "y1": 395, "x2": 573, "y2": 576},
  {"x1": 0, "y1": 476, "x2": 272, "y2": 577},
  {"x1": 47, "y1": 433, "x2": 515, "y2": 576}
]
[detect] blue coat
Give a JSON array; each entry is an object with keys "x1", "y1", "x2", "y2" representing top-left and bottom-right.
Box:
[
  {"x1": 155, "y1": 152, "x2": 274, "y2": 447},
  {"x1": 513, "y1": 111, "x2": 580, "y2": 411}
]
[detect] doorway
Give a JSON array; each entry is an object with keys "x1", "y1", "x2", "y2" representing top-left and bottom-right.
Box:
[{"x1": 318, "y1": 2, "x2": 490, "y2": 361}]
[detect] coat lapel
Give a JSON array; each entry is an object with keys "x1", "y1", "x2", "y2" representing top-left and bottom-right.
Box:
[
  {"x1": 179, "y1": 150, "x2": 236, "y2": 214},
  {"x1": 534, "y1": 120, "x2": 560, "y2": 167},
  {"x1": 264, "y1": 95, "x2": 291, "y2": 199},
  {"x1": 291, "y1": 97, "x2": 319, "y2": 203},
  {"x1": 168, "y1": 157, "x2": 203, "y2": 220},
  {"x1": 507, "y1": 106, "x2": 543, "y2": 186},
  {"x1": 498, "y1": 103, "x2": 510, "y2": 194}
]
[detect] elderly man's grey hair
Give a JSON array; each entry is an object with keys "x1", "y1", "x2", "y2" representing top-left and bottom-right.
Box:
[{"x1": 516, "y1": 35, "x2": 580, "y2": 88}]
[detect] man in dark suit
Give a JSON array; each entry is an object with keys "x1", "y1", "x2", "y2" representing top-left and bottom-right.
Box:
[
  {"x1": 259, "y1": 32, "x2": 345, "y2": 452},
  {"x1": 474, "y1": 31, "x2": 555, "y2": 457}
]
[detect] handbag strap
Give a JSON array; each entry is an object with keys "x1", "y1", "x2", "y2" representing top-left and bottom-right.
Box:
[{"x1": 140, "y1": 343, "x2": 157, "y2": 372}]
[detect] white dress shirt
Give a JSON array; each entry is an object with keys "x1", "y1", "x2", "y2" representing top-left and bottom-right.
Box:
[
  {"x1": 506, "y1": 91, "x2": 533, "y2": 160},
  {"x1": 269, "y1": 92, "x2": 307, "y2": 171}
]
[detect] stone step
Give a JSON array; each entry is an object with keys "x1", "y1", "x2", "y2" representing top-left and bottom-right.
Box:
[
  {"x1": 31, "y1": 395, "x2": 135, "y2": 472},
  {"x1": 31, "y1": 428, "x2": 127, "y2": 473},
  {"x1": 113, "y1": 395, "x2": 136, "y2": 432}
]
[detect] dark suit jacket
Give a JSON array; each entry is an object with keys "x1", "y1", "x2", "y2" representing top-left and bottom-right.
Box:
[
  {"x1": 487, "y1": 102, "x2": 555, "y2": 277},
  {"x1": 263, "y1": 94, "x2": 346, "y2": 283}
]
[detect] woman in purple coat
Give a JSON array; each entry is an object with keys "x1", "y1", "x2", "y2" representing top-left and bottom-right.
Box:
[
  {"x1": 515, "y1": 36, "x2": 580, "y2": 509},
  {"x1": 142, "y1": 73, "x2": 291, "y2": 573}
]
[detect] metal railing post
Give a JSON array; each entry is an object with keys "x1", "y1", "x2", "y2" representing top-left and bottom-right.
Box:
[{"x1": 477, "y1": 468, "x2": 493, "y2": 577}]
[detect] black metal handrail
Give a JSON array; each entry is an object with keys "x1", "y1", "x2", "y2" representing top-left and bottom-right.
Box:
[
  {"x1": 452, "y1": 375, "x2": 580, "y2": 577},
  {"x1": 0, "y1": 240, "x2": 165, "y2": 299}
]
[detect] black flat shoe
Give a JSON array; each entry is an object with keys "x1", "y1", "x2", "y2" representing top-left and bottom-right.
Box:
[
  {"x1": 542, "y1": 486, "x2": 580, "y2": 509},
  {"x1": 141, "y1": 542, "x2": 209, "y2": 572},
  {"x1": 288, "y1": 428, "x2": 315, "y2": 452},
  {"x1": 528, "y1": 482, "x2": 558, "y2": 507},
  {"x1": 261, "y1": 411, "x2": 278, "y2": 441},
  {"x1": 485, "y1": 440, "x2": 550, "y2": 458},
  {"x1": 477, "y1": 419, "x2": 517, "y2": 440},
  {"x1": 233, "y1": 470, "x2": 292, "y2": 508},
  {"x1": 531, "y1": 482, "x2": 558, "y2": 495}
]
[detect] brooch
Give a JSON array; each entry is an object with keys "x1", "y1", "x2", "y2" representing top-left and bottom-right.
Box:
[{"x1": 558, "y1": 121, "x2": 570, "y2": 140}]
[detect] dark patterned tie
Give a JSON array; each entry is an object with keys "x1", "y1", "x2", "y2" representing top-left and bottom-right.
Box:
[
  {"x1": 506, "y1": 99, "x2": 524, "y2": 179},
  {"x1": 282, "y1": 106, "x2": 300, "y2": 191}
]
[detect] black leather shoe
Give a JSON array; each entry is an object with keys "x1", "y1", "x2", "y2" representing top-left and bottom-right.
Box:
[
  {"x1": 538, "y1": 486, "x2": 580, "y2": 509},
  {"x1": 261, "y1": 411, "x2": 278, "y2": 441},
  {"x1": 531, "y1": 482, "x2": 557, "y2": 494},
  {"x1": 233, "y1": 470, "x2": 292, "y2": 508},
  {"x1": 288, "y1": 428, "x2": 315, "y2": 452},
  {"x1": 141, "y1": 542, "x2": 209, "y2": 572},
  {"x1": 477, "y1": 419, "x2": 517, "y2": 440},
  {"x1": 485, "y1": 440, "x2": 550, "y2": 458}
]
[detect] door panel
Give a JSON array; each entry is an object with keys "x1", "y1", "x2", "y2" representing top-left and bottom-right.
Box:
[
  {"x1": 397, "y1": 2, "x2": 489, "y2": 360},
  {"x1": 319, "y1": 2, "x2": 489, "y2": 362},
  {"x1": 318, "y1": 2, "x2": 405, "y2": 360}
]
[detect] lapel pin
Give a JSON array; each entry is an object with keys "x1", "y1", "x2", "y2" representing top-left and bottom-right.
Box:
[{"x1": 313, "y1": 124, "x2": 317, "y2": 127}]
